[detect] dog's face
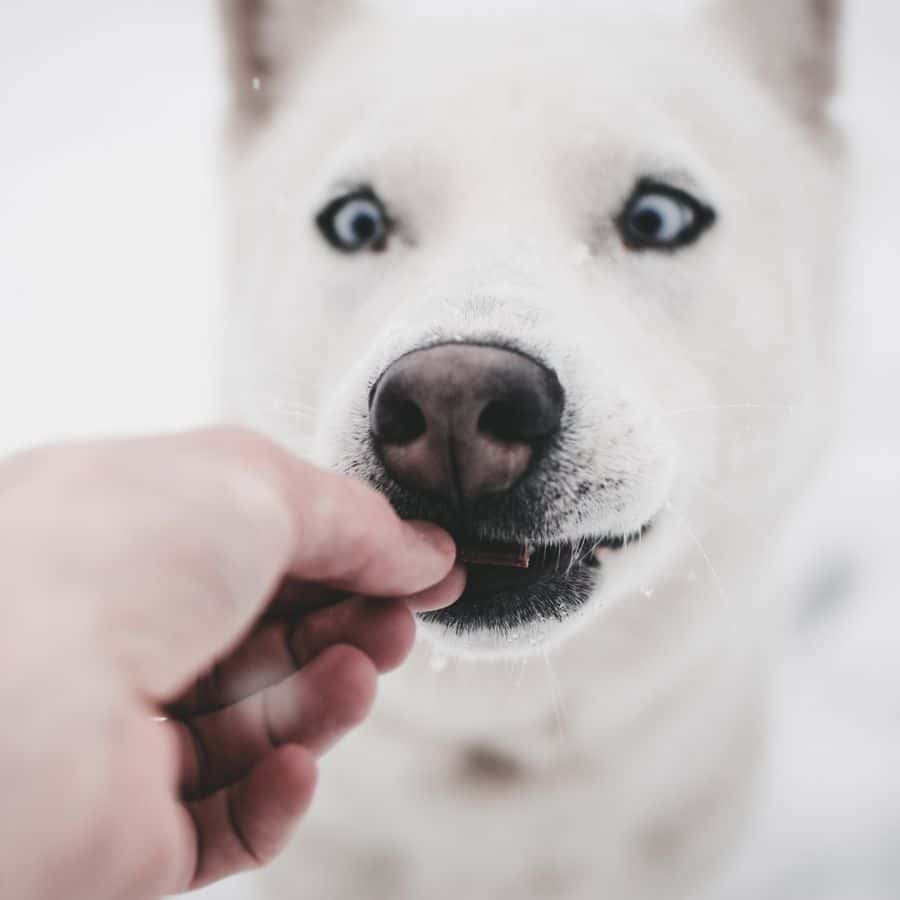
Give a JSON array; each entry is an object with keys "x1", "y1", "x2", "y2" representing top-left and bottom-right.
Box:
[{"x1": 221, "y1": 1, "x2": 843, "y2": 657}]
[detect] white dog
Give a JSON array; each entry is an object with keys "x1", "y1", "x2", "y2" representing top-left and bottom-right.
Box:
[{"x1": 217, "y1": 1, "x2": 844, "y2": 897}]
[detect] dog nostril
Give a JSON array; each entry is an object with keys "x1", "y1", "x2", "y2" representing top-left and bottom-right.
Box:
[
  {"x1": 478, "y1": 367, "x2": 565, "y2": 445},
  {"x1": 478, "y1": 399, "x2": 535, "y2": 443},
  {"x1": 478, "y1": 392, "x2": 559, "y2": 444},
  {"x1": 370, "y1": 387, "x2": 427, "y2": 445}
]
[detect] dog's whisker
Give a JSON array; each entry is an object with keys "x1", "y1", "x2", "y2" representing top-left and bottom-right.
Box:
[
  {"x1": 568, "y1": 537, "x2": 585, "y2": 576},
  {"x1": 680, "y1": 474, "x2": 733, "y2": 508},
  {"x1": 666, "y1": 502, "x2": 731, "y2": 615},
  {"x1": 251, "y1": 392, "x2": 322, "y2": 417}
]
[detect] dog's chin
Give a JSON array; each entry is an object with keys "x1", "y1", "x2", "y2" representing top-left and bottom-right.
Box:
[{"x1": 419, "y1": 527, "x2": 652, "y2": 655}]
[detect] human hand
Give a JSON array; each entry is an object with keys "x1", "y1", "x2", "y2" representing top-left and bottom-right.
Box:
[{"x1": 0, "y1": 428, "x2": 462, "y2": 900}]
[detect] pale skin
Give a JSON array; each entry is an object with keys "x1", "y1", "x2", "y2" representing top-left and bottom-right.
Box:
[{"x1": 0, "y1": 428, "x2": 464, "y2": 900}]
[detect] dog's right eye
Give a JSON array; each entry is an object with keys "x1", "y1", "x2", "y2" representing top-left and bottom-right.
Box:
[
  {"x1": 316, "y1": 188, "x2": 392, "y2": 254},
  {"x1": 617, "y1": 180, "x2": 716, "y2": 252}
]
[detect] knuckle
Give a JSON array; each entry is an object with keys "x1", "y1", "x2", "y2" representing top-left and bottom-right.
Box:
[
  {"x1": 179, "y1": 444, "x2": 295, "y2": 593},
  {"x1": 221, "y1": 468, "x2": 295, "y2": 570},
  {"x1": 212, "y1": 431, "x2": 294, "y2": 537},
  {"x1": 333, "y1": 512, "x2": 381, "y2": 581},
  {"x1": 224, "y1": 462, "x2": 292, "y2": 535}
]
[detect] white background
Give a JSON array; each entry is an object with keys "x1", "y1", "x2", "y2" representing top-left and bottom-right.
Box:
[{"x1": 1, "y1": 2, "x2": 898, "y2": 898}]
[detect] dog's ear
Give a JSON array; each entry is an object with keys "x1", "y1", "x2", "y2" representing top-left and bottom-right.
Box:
[
  {"x1": 219, "y1": 0, "x2": 355, "y2": 121},
  {"x1": 710, "y1": 0, "x2": 842, "y2": 123}
]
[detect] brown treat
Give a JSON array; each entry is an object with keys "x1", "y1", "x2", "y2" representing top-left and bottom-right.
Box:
[{"x1": 459, "y1": 544, "x2": 533, "y2": 569}]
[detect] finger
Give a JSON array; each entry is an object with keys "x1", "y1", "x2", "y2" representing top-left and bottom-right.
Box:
[
  {"x1": 189, "y1": 427, "x2": 458, "y2": 597},
  {"x1": 265, "y1": 559, "x2": 466, "y2": 617},
  {"x1": 181, "y1": 745, "x2": 317, "y2": 891},
  {"x1": 265, "y1": 579, "x2": 346, "y2": 617},
  {"x1": 173, "y1": 562, "x2": 466, "y2": 717},
  {"x1": 171, "y1": 598, "x2": 415, "y2": 717},
  {"x1": 404, "y1": 562, "x2": 467, "y2": 612},
  {"x1": 176, "y1": 645, "x2": 377, "y2": 798}
]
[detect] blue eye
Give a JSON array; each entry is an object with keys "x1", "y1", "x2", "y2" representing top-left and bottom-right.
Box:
[
  {"x1": 618, "y1": 181, "x2": 716, "y2": 251},
  {"x1": 317, "y1": 188, "x2": 391, "y2": 253}
]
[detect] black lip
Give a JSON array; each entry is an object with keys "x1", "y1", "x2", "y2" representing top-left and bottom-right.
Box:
[{"x1": 421, "y1": 528, "x2": 650, "y2": 635}]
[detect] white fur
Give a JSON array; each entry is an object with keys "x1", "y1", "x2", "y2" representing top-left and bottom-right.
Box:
[{"x1": 218, "y1": 2, "x2": 844, "y2": 896}]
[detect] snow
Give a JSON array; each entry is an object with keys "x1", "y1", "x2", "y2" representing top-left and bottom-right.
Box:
[{"x1": 0, "y1": 2, "x2": 897, "y2": 898}]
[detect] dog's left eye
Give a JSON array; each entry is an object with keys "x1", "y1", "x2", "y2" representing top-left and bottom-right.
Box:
[
  {"x1": 618, "y1": 181, "x2": 715, "y2": 251},
  {"x1": 316, "y1": 188, "x2": 391, "y2": 253}
]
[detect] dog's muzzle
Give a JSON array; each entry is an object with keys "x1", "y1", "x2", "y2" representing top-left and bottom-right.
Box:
[
  {"x1": 367, "y1": 342, "x2": 595, "y2": 635},
  {"x1": 365, "y1": 341, "x2": 654, "y2": 637}
]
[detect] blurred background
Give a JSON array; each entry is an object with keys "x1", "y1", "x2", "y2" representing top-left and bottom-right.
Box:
[{"x1": 0, "y1": 2, "x2": 897, "y2": 898}]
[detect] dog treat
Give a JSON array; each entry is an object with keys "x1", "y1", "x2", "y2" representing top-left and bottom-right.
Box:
[{"x1": 459, "y1": 544, "x2": 533, "y2": 569}]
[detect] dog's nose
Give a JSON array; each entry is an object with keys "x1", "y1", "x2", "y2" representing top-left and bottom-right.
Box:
[{"x1": 370, "y1": 344, "x2": 564, "y2": 504}]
